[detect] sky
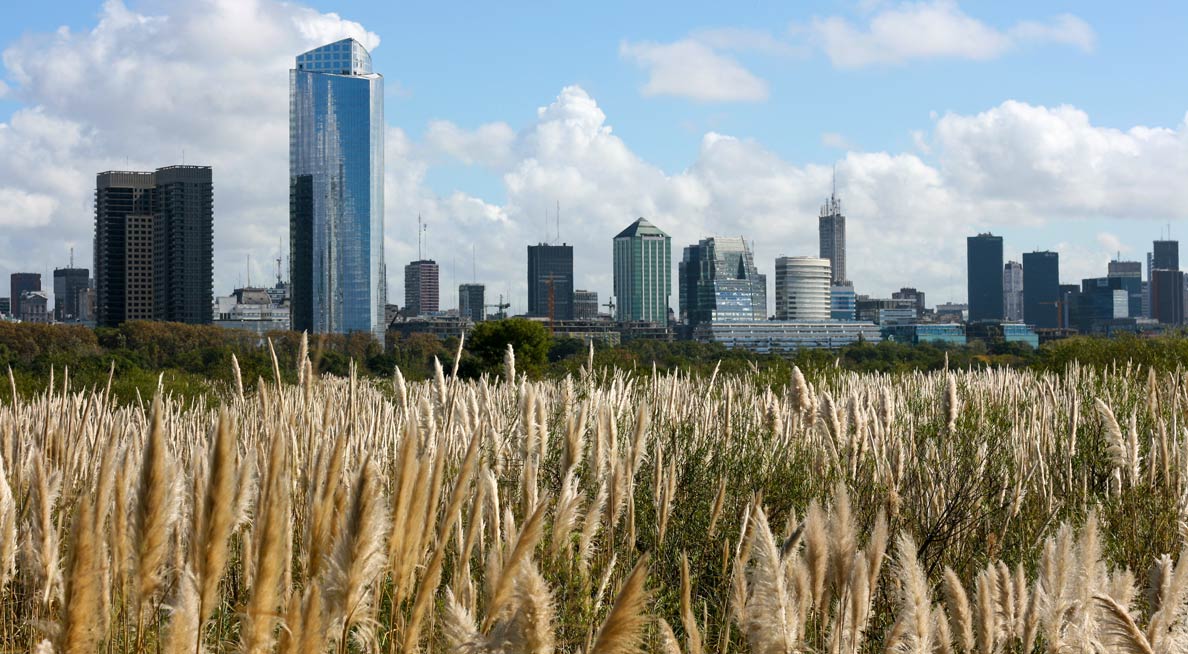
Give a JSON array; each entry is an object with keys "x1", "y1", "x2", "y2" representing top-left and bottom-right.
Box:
[{"x1": 1, "y1": 0, "x2": 1186, "y2": 314}]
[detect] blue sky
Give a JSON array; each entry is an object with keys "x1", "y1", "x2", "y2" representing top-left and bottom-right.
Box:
[{"x1": 1, "y1": 0, "x2": 1186, "y2": 310}]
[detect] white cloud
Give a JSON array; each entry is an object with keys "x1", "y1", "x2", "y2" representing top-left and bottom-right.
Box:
[
  {"x1": 0, "y1": 189, "x2": 57, "y2": 228},
  {"x1": 424, "y1": 120, "x2": 515, "y2": 168},
  {"x1": 809, "y1": 0, "x2": 1095, "y2": 68},
  {"x1": 1096, "y1": 232, "x2": 1129, "y2": 256},
  {"x1": 619, "y1": 39, "x2": 769, "y2": 102},
  {"x1": 821, "y1": 132, "x2": 854, "y2": 150}
]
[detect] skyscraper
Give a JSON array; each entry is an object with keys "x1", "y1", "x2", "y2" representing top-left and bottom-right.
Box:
[
  {"x1": 1022, "y1": 251, "x2": 1059, "y2": 329},
  {"x1": 774, "y1": 257, "x2": 831, "y2": 321},
  {"x1": 403, "y1": 260, "x2": 439, "y2": 316},
  {"x1": 1153, "y1": 240, "x2": 1179, "y2": 271},
  {"x1": 613, "y1": 217, "x2": 671, "y2": 323},
  {"x1": 1003, "y1": 261, "x2": 1023, "y2": 321},
  {"x1": 818, "y1": 186, "x2": 847, "y2": 284},
  {"x1": 9, "y1": 273, "x2": 40, "y2": 320},
  {"x1": 967, "y1": 233, "x2": 1004, "y2": 322},
  {"x1": 94, "y1": 167, "x2": 213, "y2": 327},
  {"x1": 679, "y1": 237, "x2": 767, "y2": 329},
  {"x1": 527, "y1": 244, "x2": 574, "y2": 320},
  {"x1": 53, "y1": 267, "x2": 90, "y2": 322},
  {"x1": 459, "y1": 283, "x2": 485, "y2": 322},
  {"x1": 574, "y1": 289, "x2": 599, "y2": 319},
  {"x1": 1107, "y1": 260, "x2": 1143, "y2": 318},
  {"x1": 290, "y1": 38, "x2": 386, "y2": 338},
  {"x1": 1150, "y1": 239, "x2": 1182, "y2": 325}
]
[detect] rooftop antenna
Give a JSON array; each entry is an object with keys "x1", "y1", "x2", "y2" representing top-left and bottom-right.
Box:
[
  {"x1": 69, "y1": 247, "x2": 74, "y2": 268},
  {"x1": 832, "y1": 163, "x2": 837, "y2": 200},
  {"x1": 276, "y1": 237, "x2": 284, "y2": 286},
  {"x1": 246, "y1": 253, "x2": 251, "y2": 287}
]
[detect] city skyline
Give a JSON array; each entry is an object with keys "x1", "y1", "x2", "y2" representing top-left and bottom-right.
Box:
[{"x1": 1, "y1": 1, "x2": 1187, "y2": 314}]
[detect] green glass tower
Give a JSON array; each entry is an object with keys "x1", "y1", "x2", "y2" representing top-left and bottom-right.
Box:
[{"x1": 613, "y1": 217, "x2": 671, "y2": 323}]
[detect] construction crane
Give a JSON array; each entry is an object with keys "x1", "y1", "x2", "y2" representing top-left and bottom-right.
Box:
[
  {"x1": 602, "y1": 297, "x2": 616, "y2": 318},
  {"x1": 485, "y1": 294, "x2": 510, "y2": 320}
]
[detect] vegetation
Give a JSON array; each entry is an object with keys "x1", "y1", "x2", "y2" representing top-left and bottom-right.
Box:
[{"x1": 2, "y1": 325, "x2": 1188, "y2": 653}]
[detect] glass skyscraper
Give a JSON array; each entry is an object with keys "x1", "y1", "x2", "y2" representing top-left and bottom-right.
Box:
[
  {"x1": 290, "y1": 38, "x2": 386, "y2": 338},
  {"x1": 967, "y1": 233, "x2": 1004, "y2": 322},
  {"x1": 613, "y1": 217, "x2": 671, "y2": 323},
  {"x1": 679, "y1": 237, "x2": 767, "y2": 329},
  {"x1": 1022, "y1": 251, "x2": 1059, "y2": 329}
]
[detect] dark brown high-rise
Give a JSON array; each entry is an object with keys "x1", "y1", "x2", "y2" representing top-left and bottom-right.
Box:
[{"x1": 94, "y1": 166, "x2": 213, "y2": 327}]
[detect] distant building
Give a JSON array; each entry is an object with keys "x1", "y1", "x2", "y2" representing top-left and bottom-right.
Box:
[
  {"x1": 830, "y1": 282, "x2": 856, "y2": 321},
  {"x1": 1151, "y1": 269, "x2": 1185, "y2": 325},
  {"x1": 214, "y1": 285, "x2": 290, "y2": 334},
  {"x1": 679, "y1": 237, "x2": 767, "y2": 329},
  {"x1": 1022, "y1": 251, "x2": 1059, "y2": 329},
  {"x1": 527, "y1": 244, "x2": 574, "y2": 320},
  {"x1": 856, "y1": 297, "x2": 917, "y2": 324},
  {"x1": 695, "y1": 320, "x2": 880, "y2": 353},
  {"x1": 1003, "y1": 261, "x2": 1023, "y2": 321},
  {"x1": 613, "y1": 217, "x2": 671, "y2": 323},
  {"x1": 1072, "y1": 277, "x2": 1130, "y2": 333},
  {"x1": 95, "y1": 166, "x2": 213, "y2": 327},
  {"x1": 967, "y1": 233, "x2": 1004, "y2": 322},
  {"x1": 574, "y1": 289, "x2": 599, "y2": 319},
  {"x1": 18, "y1": 291, "x2": 48, "y2": 323},
  {"x1": 892, "y1": 287, "x2": 927, "y2": 315},
  {"x1": 818, "y1": 186, "x2": 847, "y2": 284},
  {"x1": 53, "y1": 267, "x2": 90, "y2": 322},
  {"x1": 1153, "y1": 240, "x2": 1179, "y2": 271},
  {"x1": 884, "y1": 323, "x2": 966, "y2": 347},
  {"x1": 403, "y1": 260, "x2": 440, "y2": 317},
  {"x1": 459, "y1": 284, "x2": 485, "y2": 322},
  {"x1": 1107, "y1": 260, "x2": 1143, "y2": 318},
  {"x1": 10, "y1": 273, "x2": 40, "y2": 320},
  {"x1": 935, "y1": 302, "x2": 968, "y2": 321},
  {"x1": 0, "y1": 297, "x2": 9, "y2": 317},
  {"x1": 774, "y1": 257, "x2": 831, "y2": 321}
]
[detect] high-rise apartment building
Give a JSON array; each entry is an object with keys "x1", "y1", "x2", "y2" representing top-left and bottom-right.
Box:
[
  {"x1": 1003, "y1": 261, "x2": 1023, "y2": 321},
  {"x1": 818, "y1": 189, "x2": 847, "y2": 284},
  {"x1": 459, "y1": 283, "x2": 485, "y2": 322},
  {"x1": 403, "y1": 260, "x2": 439, "y2": 317},
  {"x1": 1022, "y1": 251, "x2": 1059, "y2": 329},
  {"x1": 94, "y1": 167, "x2": 213, "y2": 327},
  {"x1": 10, "y1": 273, "x2": 40, "y2": 320},
  {"x1": 613, "y1": 217, "x2": 671, "y2": 323},
  {"x1": 53, "y1": 267, "x2": 90, "y2": 322},
  {"x1": 967, "y1": 233, "x2": 1004, "y2": 322},
  {"x1": 574, "y1": 289, "x2": 599, "y2": 319},
  {"x1": 774, "y1": 257, "x2": 831, "y2": 321},
  {"x1": 290, "y1": 38, "x2": 386, "y2": 338},
  {"x1": 892, "y1": 287, "x2": 927, "y2": 315},
  {"x1": 527, "y1": 244, "x2": 574, "y2": 320},
  {"x1": 679, "y1": 237, "x2": 767, "y2": 329}
]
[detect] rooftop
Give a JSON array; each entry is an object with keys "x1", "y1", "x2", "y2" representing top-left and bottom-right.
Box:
[{"x1": 615, "y1": 217, "x2": 668, "y2": 239}]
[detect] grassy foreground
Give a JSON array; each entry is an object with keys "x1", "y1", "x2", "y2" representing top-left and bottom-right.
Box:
[{"x1": 0, "y1": 342, "x2": 1185, "y2": 654}]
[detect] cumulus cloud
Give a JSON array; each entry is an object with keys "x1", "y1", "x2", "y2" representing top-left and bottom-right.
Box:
[
  {"x1": 619, "y1": 39, "x2": 769, "y2": 102},
  {"x1": 809, "y1": 0, "x2": 1095, "y2": 68}
]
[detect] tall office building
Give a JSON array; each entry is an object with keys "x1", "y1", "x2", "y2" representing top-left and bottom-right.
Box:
[
  {"x1": 459, "y1": 283, "x2": 485, "y2": 322},
  {"x1": 1022, "y1": 251, "x2": 1059, "y2": 329},
  {"x1": 1153, "y1": 240, "x2": 1179, "y2": 271},
  {"x1": 403, "y1": 260, "x2": 439, "y2": 317},
  {"x1": 892, "y1": 287, "x2": 927, "y2": 315},
  {"x1": 1003, "y1": 261, "x2": 1023, "y2": 321},
  {"x1": 818, "y1": 188, "x2": 847, "y2": 284},
  {"x1": 10, "y1": 273, "x2": 40, "y2": 320},
  {"x1": 527, "y1": 244, "x2": 574, "y2": 320},
  {"x1": 94, "y1": 167, "x2": 213, "y2": 327},
  {"x1": 613, "y1": 217, "x2": 671, "y2": 323},
  {"x1": 574, "y1": 289, "x2": 599, "y2": 319},
  {"x1": 967, "y1": 233, "x2": 1004, "y2": 322},
  {"x1": 679, "y1": 237, "x2": 767, "y2": 329},
  {"x1": 1152, "y1": 269, "x2": 1185, "y2": 325},
  {"x1": 774, "y1": 257, "x2": 831, "y2": 321},
  {"x1": 1107, "y1": 259, "x2": 1143, "y2": 318},
  {"x1": 290, "y1": 38, "x2": 386, "y2": 338},
  {"x1": 0, "y1": 298, "x2": 9, "y2": 317},
  {"x1": 53, "y1": 267, "x2": 90, "y2": 322}
]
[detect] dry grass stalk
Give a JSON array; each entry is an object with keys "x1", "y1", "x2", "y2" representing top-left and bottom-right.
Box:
[{"x1": 590, "y1": 555, "x2": 650, "y2": 654}]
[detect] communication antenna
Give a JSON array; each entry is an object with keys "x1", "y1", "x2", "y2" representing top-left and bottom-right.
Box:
[
  {"x1": 276, "y1": 237, "x2": 284, "y2": 286},
  {"x1": 69, "y1": 247, "x2": 74, "y2": 268},
  {"x1": 246, "y1": 254, "x2": 251, "y2": 287}
]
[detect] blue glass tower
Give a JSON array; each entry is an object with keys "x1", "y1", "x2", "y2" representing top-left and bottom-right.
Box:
[{"x1": 290, "y1": 38, "x2": 386, "y2": 338}]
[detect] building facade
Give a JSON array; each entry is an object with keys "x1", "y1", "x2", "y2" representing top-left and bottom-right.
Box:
[
  {"x1": 1153, "y1": 240, "x2": 1179, "y2": 271},
  {"x1": 403, "y1": 260, "x2": 439, "y2": 317},
  {"x1": 1152, "y1": 269, "x2": 1185, "y2": 325},
  {"x1": 774, "y1": 256, "x2": 831, "y2": 321},
  {"x1": 9, "y1": 273, "x2": 40, "y2": 320},
  {"x1": 818, "y1": 191, "x2": 847, "y2": 284},
  {"x1": 1022, "y1": 251, "x2": 1059, "y2": 329},
  {"x1": 94, "y1": 167, "x2": 213, "y2": 327},
  {"x1": 52, "y1": 267, "x2": 90, "y2": 322},
  {"x1": 574, "y1": 289, "x2": 599, "y2": 319},
  {"x1": 892, "y1": 287, "x2": 927, "y2": 315},
  {"x1": 830, "y1": 282, "x2": 856, "y2": 320},
  {"x1": 527, "y1": 243, "x2": 574, "y2": 320},
  {"x1": 1108, "y1": 259, "x2": 1144, "y2": 318},
  {"x1": 290, "y1": 38, "x2": 386, "y2": 338},
  {"x1": 18, "y1": 291, "x2": 48, "y2": 323},
  {"x1": 459, "y1": 283, "x2": 485, "y2": 322},
  {"x1": 694, "y1": 321, "x2": 880, "y2": 353},
  {"x1": 612, "y1": 217, "x2": 671, "y2": 323},
  {"x1": 967, "y1": 233, "x2": 1004, "y2": 322},
  {"x1": 1003, "y1": 261, "x2": 1023, "y2": 322},
  {"x1": 679, "y1": 237, "x2": 767, "y2": 329}
]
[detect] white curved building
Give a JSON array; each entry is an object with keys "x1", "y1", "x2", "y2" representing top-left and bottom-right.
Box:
[{"x1": 775, "y1": 256, "x2": 832, "y2": 321}]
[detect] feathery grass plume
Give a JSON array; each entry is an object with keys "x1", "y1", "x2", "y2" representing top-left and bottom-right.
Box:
[
  {"x1": 486, "y1": 558, "x2": 556, "y2": 654},
  {"x1": 1096, "y1": 398, "x2": 1136, "y2": 487},
  {"x1": 505, "y1": 343, "x2": 516, "y2": 385},
  {"x1": 1093, "y1": 594, "x2": 1153, "y2": 654},
  {"x1": 194, "y1": 410, "x2": 240, "y2": 635},
  {"x1": 1144, "y1": 547, "x2": 1188, "y2": 652},
  {"x1": 826, "y1": 483, "x2": 857, "y2": 609},
  {"x1": 707, "y1": 477, "x2": 727, "y2": 539},
  {"x1": 134, "y1": 394, "x2": 180, "y2": 617},
  {"x1": 441, "y1": 588, "x2": 486, "y2": 654},
  {"x1": 231, "y1": 353, "x2": 245, "y2": 402},
  {"x1": 973, "y1": 567, "x2": 997, "y2": 654},
  {"x1": 162, "y1": 568, "x2": 202, "y2": 654},
  {"x1": 0, "y1": 452, "x2": 16, "y2": 592},
  {"x1": 658, "y1": 618, "x2": 682, "y2": 654},
  {"x1": 483, "y1": 499, "x2": 549, "y2": 630},
  {"x1": 679, "y1": 553, "x2": 704, "y2": 654},
  {"x1": 323, "y1": 459, "x2": 389, "y2": 652},
  {"x1": 26, "y1": 454, "x2": 63, "y2": 607},
  {"x1": 297, "y1": 331, "x2": 309, "y2": 386},
  {"x1": 241, "y1": 430, "x2": 292, "y2": 654},
  {"x1": 801, "y1": 499, "x2": 828, "y2": 614},
  {"x1": 56, "y1": 492, "x2": 103, "y2": 654},
  {"x1": 944, "y1": 374, "x2": 959, "y2": 433},
  {"x1": 590, "y1": 555, "x2": 650, "y2": 654},
  {"x1": 738, "y1": 507, "x2": 798, "y2": 654},
  {"x1": 942, "y1": 567, "x2": 974, "y2": 652},
  {"x1": 887, "y1": 533, "x2": 933, "y2": 654},
  {"x1": 932, "y1": 605, "x2": 954, "y2": 654},
  {"x1": 307, "y1": 432, "x2": 347, "y2": 580},
  {"x1": 268, "y1": 337, "x2": 282, "y2": 389},
  {"x1": 280, "y1": 584, "x2": 327, "y2": 654},
  {"x1": 864, "y1": 508, "x2": 888, "y2": 593},
  {"x1": 995, "y1": 561, "x2": 1016, "y2": 639},
  {"x1": 550, "y1": 471, "x2": 583, "y2": 564}
]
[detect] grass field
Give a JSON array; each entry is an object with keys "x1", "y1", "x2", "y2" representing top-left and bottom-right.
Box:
[{"x1": 0, "y1": 340, "x2": 1184, "y2": 653}]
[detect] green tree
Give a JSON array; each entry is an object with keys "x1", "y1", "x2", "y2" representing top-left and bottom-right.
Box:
[{"x1": 466, "y1": 318, "x2": 551, "y2": 378}]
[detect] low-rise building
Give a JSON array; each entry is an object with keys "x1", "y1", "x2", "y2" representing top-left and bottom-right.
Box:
[{"x1": 693, "y1": 320, "x2": 881, "y2": 354}]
